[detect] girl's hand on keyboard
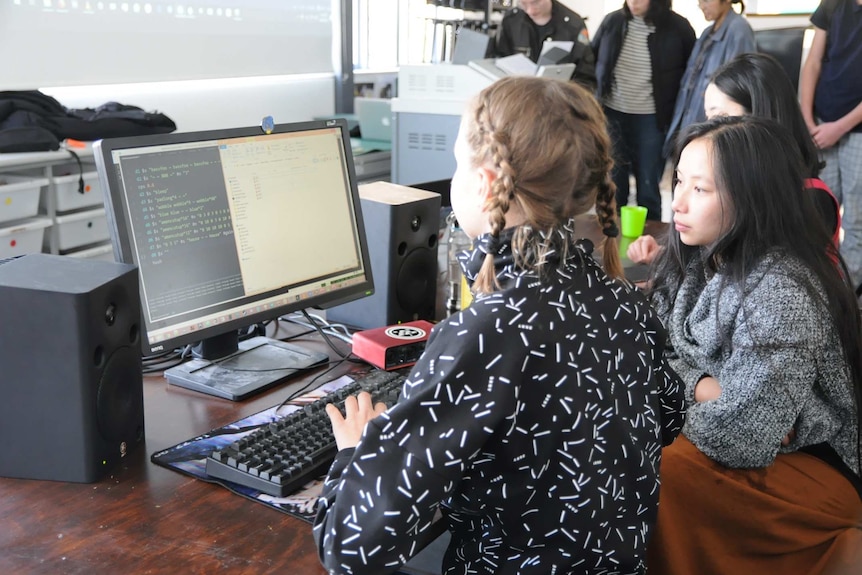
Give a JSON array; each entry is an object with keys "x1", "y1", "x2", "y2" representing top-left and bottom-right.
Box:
[{"x1": 326, "y1": 392, "x2": 388, "y2": 450}]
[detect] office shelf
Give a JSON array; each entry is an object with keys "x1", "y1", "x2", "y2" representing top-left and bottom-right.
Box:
[{"x1": 0, "y1": 147, "x2": 112, "y2": 260}]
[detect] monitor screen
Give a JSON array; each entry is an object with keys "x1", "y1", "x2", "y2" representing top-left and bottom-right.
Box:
[{"x1": 94, "y1": 119, "x2": 374, "y2": 398}]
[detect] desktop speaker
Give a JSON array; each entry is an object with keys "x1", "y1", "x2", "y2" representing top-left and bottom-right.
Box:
[
  {"x1": 328, "y1": 182, "x2": 441, "y2": 330},
  {"x1": 0, "y1": 254, "x2": 144, "y2": 483}
]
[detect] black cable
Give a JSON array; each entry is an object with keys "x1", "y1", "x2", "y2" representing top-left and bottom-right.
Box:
[
  {"x1": 66, "y1": 148, "x2": 85, "y2": 194},
  {"x1": 273, "y1": 357, "x2": 371, "y2": 413},
  {"x1": 213, "y1": 358, "x2": 343, "y2": 375},
  {"x1": 142, "y1": 357, "x2": 186, "y2": 374},
  {"x1": 299, "y1": 310, "x2": 349, "y2": 358},
  {"x1": 141, "y1": 348, "x2": 186, "y2": 374},
  {"x1": 280, "y1": 326, "x2": 318, "y2": 341},
  {"x1": 205, "y1": 358, "x2": 370, "y2": 438}
]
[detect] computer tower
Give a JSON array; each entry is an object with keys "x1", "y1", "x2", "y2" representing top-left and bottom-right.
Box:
[
  {"x1": 0, "y1": 254, "x2": 144, "y2": 483},
  {"x1": 328, "y1": 182, "x2": 441, "y2": 330}
]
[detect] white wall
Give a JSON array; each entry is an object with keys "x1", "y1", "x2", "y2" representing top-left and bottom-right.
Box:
[
  {"x1": 32, "y1": 3, "x2": 814, "y2": 134},
  {"x1": 42, "y1": 74, "x2": 337, "y2": 134}
]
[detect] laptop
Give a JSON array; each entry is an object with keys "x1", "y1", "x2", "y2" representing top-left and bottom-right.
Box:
[
  {"x1": 452, "y1": 27, "x2": 491, "y2": 65},
  {"x1": 355, "y1": 98, "x2": 393, "y2": 142},
  {"x1": 538, "y1": 42, "x2": 573, "y2": 67},
  {"x1": 468, "y1": 58, "x2": 509, "y2": 81},
  {"x1": 536, "y1": 63, "x2": 576, "y2": 81}
]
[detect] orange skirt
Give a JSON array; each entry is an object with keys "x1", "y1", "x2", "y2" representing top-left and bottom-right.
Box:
[{"x1": 647, "y1": 435, "x2": 862, "y2": 575}]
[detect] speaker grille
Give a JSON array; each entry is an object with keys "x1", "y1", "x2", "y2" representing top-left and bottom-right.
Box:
[
  {"x1": 396, "y1": 247, "x2": 437, "y2": 318},
  {"x1": 97, "y1": 346, "x2": 145, "y2": 444}
]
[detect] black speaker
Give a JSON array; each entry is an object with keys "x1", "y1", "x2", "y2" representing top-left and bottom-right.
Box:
[
  {"x1": 0, "y1": 254, "x2": 144, "y2": 483},
  {"x1": 328, "y1": 182, "x2": 441, "y2": 329}
]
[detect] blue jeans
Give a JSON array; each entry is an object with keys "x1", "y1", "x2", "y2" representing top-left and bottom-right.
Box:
[{"x1": 605, "y1": 107, "x2": 665, "y2": 221}]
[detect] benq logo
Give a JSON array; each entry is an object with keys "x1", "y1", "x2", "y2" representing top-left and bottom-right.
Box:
[
  {"x1": 151, "y1": 345, "x2": 165, "y2": 352},
  {"x1": 384, "y1": 326, "x2": 427, "y2": 340}
]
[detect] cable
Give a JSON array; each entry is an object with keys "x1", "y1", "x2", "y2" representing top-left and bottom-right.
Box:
[
  {"x1": 273, "y1": 357, "x2": 372, "y2": 413},
  {"x1": 139, "y1": 311, "x2": 364, "y2": 377},
  {"x1": 204, "y1": 359, "x2": 371, "y2": 438},
  {"x1": 299, "y1": 309, "x2": 356, "y2": 360},
  {"x1": 280, "y1": 312, "x2": 354, "y2": 345},
  {"x1": 65, "y1": 148, "x2": 85, "y2": 195}
]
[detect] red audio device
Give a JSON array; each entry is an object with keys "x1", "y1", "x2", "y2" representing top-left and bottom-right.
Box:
[{"x1": 352, "y1": 320, "x2": 435, "y2": 370}]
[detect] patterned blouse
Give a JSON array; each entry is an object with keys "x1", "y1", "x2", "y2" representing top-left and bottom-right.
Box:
[{"x1": 313, "y1": 225, "x2": 686, "y2": 575}]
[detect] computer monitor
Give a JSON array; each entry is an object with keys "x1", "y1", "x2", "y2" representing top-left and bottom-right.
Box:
[{"x1": 93, "y1": 118, "x2": 374, "y2": 399}]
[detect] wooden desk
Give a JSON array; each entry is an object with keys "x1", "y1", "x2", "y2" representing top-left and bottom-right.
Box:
[
  {"x1": 0, "y1": 330, "x2": 345, "y2": 575},
  {"x1": 0, "y1": 219, "x2": 666, "y2": 574}
]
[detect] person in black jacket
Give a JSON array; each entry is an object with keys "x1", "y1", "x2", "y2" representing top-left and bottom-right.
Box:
[
  {"x1": 592, "y1": 0, "x2": 695, "y2": 221},
  {"x1": 488, "y1": 0, "x2": 596, "y2": 89},
  {"x1": 313, "y1": 76, "x2": 686, "y2": 575}
]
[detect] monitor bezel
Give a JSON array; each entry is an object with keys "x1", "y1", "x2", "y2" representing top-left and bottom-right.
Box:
[{"x1": 93, "y1": 118, "x2": 375, "y2": 357}]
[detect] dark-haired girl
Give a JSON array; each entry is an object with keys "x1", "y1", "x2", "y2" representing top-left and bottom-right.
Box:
[
  {"x1": 629, "y1": 52, "x2": 841, "y2": 264},
  {"x1": 647, "y1": 116, "x2": 862, "y2": 573}
]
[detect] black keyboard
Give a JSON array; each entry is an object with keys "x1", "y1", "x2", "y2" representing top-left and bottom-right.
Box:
[{"x1": 205, "y1": 369, "x2": 406, "y2": 497}]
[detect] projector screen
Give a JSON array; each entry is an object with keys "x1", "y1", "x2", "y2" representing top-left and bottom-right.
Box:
[{"x1": 0, "y1": 0, "x2": 335, "y2": 89}]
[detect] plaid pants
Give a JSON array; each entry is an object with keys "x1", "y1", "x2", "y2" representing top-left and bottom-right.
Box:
[{"x1": 820, "y1": 130, "x2": 862, "y2": 288}]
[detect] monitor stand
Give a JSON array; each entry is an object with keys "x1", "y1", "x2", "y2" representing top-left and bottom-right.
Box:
[{"x1": 164, "y1": 336, "x2": 328, "y2": 401}]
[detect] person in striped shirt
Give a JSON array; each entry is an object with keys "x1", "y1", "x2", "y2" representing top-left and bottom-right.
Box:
[{"x1": 592, "y1": 0, "x2": 695, "y2": 222}]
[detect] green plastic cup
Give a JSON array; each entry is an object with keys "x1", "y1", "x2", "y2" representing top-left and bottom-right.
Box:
[{"x1": 620, "y1": 205, "x2": 648, "y2": 238}]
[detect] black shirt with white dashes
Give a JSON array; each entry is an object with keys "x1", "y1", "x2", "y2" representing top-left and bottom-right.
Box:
[{"x1": 314, "y1": 225, "x2": 686, "y2": 575}]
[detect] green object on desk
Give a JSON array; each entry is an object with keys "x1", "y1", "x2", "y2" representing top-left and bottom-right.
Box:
[{"x1": 620, "y1": 205, "x2": 648, "y2": 238}]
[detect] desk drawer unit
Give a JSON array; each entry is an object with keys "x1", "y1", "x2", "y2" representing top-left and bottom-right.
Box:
[
  {"x1": 46, "y1": 171, "x2": 104, "y2": 212},
  {"x1": 0, "y1": 217, "x2": 51, "y2": 258},
  {"x1": 51, "y1": 208, "x2": 109, "y2": 251},
  {"x1": 0, "y1": 175, "x2": 49, "y2": 224}
]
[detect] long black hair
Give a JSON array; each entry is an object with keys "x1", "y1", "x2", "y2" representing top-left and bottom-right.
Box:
[
  {"x1": 652, "y1": 116, "x2": 862, "y2": 458},
  {"x1": 623, "y1": 0, "x2": 670, "y2": 24},
  {"x1": 709, "y1": 52, "x2": 823, "y2": 177}
]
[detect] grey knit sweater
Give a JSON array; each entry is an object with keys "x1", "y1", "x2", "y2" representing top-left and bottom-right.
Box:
[{"x1": 651, "y1": 251, "x2": 860, "y2": 473}]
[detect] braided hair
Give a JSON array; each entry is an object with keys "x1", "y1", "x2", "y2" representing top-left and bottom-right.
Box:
[{"x1": 463, "y1": 76, "x2": 622, "y2": 294}]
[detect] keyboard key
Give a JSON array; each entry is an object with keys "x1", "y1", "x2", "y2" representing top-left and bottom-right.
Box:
[{"x1": 205, "y1": 370, "x2": 406, "y2": 497}]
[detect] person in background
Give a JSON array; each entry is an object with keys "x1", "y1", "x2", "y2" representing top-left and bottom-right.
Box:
[
  {"x1": 313, "y1": 76, "x2": 686, "y2": 575},
  {"x1": 592, "y1": 0, "x2": 695, "y2": 221},
  {"x1": 645, "y1": 115, "x2": 862, "y2": 573},
  {"x1": 628, "y1": 53, "x2": 842, "y2": 265},
  {"x1": 662, "y1": 0, "x2": 754, "y2": 159},
  {"x1": 488, "y1": 0, "x2": 596, "y2": 88},
  {"x1": 800, "y1": 0, "x2": 862, "y2": 289}
]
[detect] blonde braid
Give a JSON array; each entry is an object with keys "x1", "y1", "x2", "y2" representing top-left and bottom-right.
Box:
[
  {"x1": 472, "y1": 95, "x2": 517, "y2": 294},
  {"x1": 595, "y1": 176, "x2": 623, "y2": 279},
  {"x1": 460, "y1": 76, "x2": 624, "y2": 291}
]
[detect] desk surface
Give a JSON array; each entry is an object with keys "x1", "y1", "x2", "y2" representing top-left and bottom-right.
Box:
[
  {"x1": 574, "y1": 213, "x2": 667, "y2": 282},
  {"x1": 0, "y1": 329, "x2": 342, "y2": 575}
]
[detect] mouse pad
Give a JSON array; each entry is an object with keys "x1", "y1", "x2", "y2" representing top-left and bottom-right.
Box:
[{"x1": 150, "y1": 374, "x2": 357, "y2": 523}]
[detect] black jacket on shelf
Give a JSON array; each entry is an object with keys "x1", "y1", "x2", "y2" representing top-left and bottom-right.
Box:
[
  {"x1": 592, "y1": 7, "x2": 695, "y2": 132},
  {"x1": 0, "y1": 90, "x2": 176, "y2": 153}
]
